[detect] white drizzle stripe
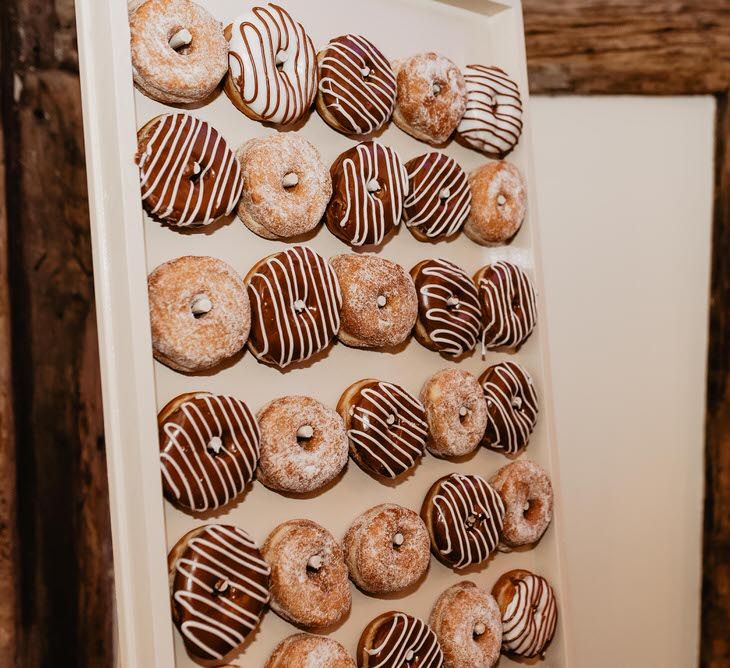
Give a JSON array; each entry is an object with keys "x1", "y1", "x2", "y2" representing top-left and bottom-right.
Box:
[
  {"x1": 173, "y1": 525, "x2": 270, "y2": 661},
  {"x1": 137, "y1": 113, "x2": 242, "y2": 226},
  {"x1": 479, "y1": 261, "x2": 537, "y2": 351},
  {"x1": 432, "y1": 474, "x2": 505, "y2": 568},
  {"x1": 405, "y1": 153, "x2": 471, "y2": 238},
  {"x1": 457, "y1": 65, "x2": 523, "y2": 156},
  {"x1": 502, "y1": 575, "x2": 558, "y2": 658},
  {"x1": 228, "y1": 4, "x2": 317, "y2": 125},
  {"x1": 366, "y1": 613, "x2": 444, "y2": 668}
]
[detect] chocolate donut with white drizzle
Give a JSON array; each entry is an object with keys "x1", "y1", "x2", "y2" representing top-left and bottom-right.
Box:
[{"x1": 358, "y1": 611, "x2": 444, "y2": 668}]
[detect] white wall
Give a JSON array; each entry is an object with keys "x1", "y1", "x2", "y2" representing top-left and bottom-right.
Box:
[{"x1": 531, "y1": 96, "x2": 715, "y2": 667}]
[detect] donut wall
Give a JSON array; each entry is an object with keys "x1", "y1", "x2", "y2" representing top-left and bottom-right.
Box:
[{"x1": 76, "y1": 0, "x2": 572, "y2": 666}]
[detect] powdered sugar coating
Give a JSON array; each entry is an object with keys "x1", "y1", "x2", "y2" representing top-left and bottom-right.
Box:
[{"x1": 265, "y1": 633, "x2": 355, "y2": 668}]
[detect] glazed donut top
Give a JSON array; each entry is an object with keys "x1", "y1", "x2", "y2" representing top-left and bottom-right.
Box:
[
  {"x1": 347, "y1": 381, "x2": 428, "y2": 479},
  {"x1": 365, "y1": 612, "x2": 444, "y2": 668},
  {"x1": 228, "y1": 3, "x2": 317, "y2": 126},
  {"x1": 318, "y1": 34, "x2": 397, "y2": 135},
  {"x1": 502, "y1": 573, "x2": 558, "y2": 658},
  {"x1": 159, "y1": 392, "x2": 260, "y2": 512},
  {"x1": 247, "y1": 246, "x2": 342, "y2": 367},
  {"x1": 137, "y1": 113, "x2": 243, "y2": 226},
  {"x1": 404, "y1": 153, "x2": 471, "y2": 240}
]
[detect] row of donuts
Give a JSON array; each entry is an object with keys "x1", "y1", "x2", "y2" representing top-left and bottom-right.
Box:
[
  {"x1": 170, "y1": 510, "x2": 557, "y2": 666},
  {"x1": 137, "y1": 112, "x2": 527, "y2": 246},
  {"x1": 161, "y1": 367, "x2": 539, "y2": 513},
  {"x1": 130, "y1": 0, "x2": 523, "y2": 155},
  {"x1": 149, "y1": 247, "x2": 537, "y2": 373}
]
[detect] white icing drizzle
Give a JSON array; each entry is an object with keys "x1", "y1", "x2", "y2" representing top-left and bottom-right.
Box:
[
  {"x1": 457, "y1": 65, "x2": 523, "y2": 156},
  {"x1": 228, "y1": 4, "x2": 317, "y2": 125},
  {"x1": 366, "y1": 613, "x2": 444, "y2": 668},
  {"x1": 173, "y1": 525, "x2": 270, "y2": 661},
  {"x1": 160, "y1": 394, "x2": 260, "y2": 512},
  {"x1": 502, "y1": 574, "x2": 558, "y2": 658}
]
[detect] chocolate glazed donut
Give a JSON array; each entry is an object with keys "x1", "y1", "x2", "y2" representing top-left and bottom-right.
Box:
[{"x1": 357, "y1": 611, "x2": 444, "y2": 667}]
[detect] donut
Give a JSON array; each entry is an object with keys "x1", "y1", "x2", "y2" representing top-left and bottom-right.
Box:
[
  {"x1": 136, "y1": 113, "x2": 243, "y2": 227},
  {"x1": 479, "y1": 361, "x2": 538, "y2": 455},
  {"x1": 392, "y1": 53, "x2": 467, "y2": 145},
  {"x1": 455, "y1": 65, "x2": 523, "y2": 158},
  {"x1": 262, "y1": 519, "x2": 351, "y2": 629},
  {"x1": 492, "y1": 569, "x2": 558, "y2": 659},
  {"x1": 410, "y1": 258, "x2": 482, "y2": 357},
  {"x1": 420, "y1": 473, "x2": 505, "y2": 569},
  {"x1": 330, "y1": 254, "x2": 417, "y2": 349},
  {"x1": 266, "y1": 634, "x2": 356, "y2": 668},
  {"x1": 429, "y1": 582, "x2": 502, "y2": 668},
  {"x1": 474, "y1": 261, "x2": 537, "y2": 352},
  {"x1": 490, "y1": 460, "x2": 553, "y2": 548},
  {"x1": 158, "y1": 392, "x2": 259, "y2": 512},
  {"x1": 148, "y1": 256, "x2": 250, "y2": 373},
  {"x1": 357, "y1": 611, "x2": 444, "y2": 668},
  {"x1": 325, "y1": 141, "x2": 408, "y2": 248},
  {"x1": 256, "y1": 395, "x2": 348, "y2": 494},
  {"x1": 236, "y1": 134, "x2": 332, "y2": 240},
  {"x1": 343, "y1": 504, "x2": 430, "y2": 595},
  {"x1": 403, "y1": 152, "x2": 471, "y2": 242},
  {"x1": 130, "y1": 0, "x2": 228, "y2": 104},
  {"x1": 225, "y1": 4, "x2": 317, "y2": 126},
  {"x1": 419, "y1": 369, "x2": 487, "y2": 458},
  {"x1": 246, "y1": 246, "x2": 342, "y2": 367},
  {"x1": 317, "y1": 34, "x2": 397, "y2": 135},
  {"x1": 168, "y1": 524, "x2": 270, "y2": 667},
  {"x1": 464, "y1": 162, "x2": 526, "y2": 246},
  {"x1": 337, "y1": 379, "x2": 427, "y2": 479}
]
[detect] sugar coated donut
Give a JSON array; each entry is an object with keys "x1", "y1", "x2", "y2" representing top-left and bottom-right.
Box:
[
  {"x1": 343, "y1": 504, "x2": 430, "y2": 595},
  {"x1": 158, "y1": 392, "x2": 259, "y2": 512},
  {"x1": 262, "y1": 519, "x2": 351, "y2": 629},
  {"x1": 479, "y1": 361, "x2": 538, "y2": 455},
  {"x1": 490, "y1": 460, "x2": 553, "y2": 548},
  {"x1": 465, "y1": 161, "x2": 526, "y2": 245},
  {"x1": 330, "y1": 254, "x2": 417, "y2": 349},
  {"x1": 148, "y1": 256, "x2": 250, "y2": 373},
  {"x1": 236, "y1": 134, "x2": 331, "y2": 240},
  {"x1": 456, "y1": 65, "x2": 523, "y2": 158},
  {"x1": 492, "y1": 569, "x2": 558, "y2": 659},
  {"x1": 136, "y1": 113, "x2": 243, "y2": 227},
  {"x1": 357, "y1": 611, "x2": 444, "y2": 668},
  {"x1": 338, "y1": 379, "x2": 427, "y2": 479},
  {"x1": 326, "y1": 141, "x2": 408, "y2": 248},
  {"x1": 403, "y1": 152, "x2": 471, "y2": 242},
  {"x1": 256, "y1": 395, "x2": 348, "y2": 494},
  {"x1": 474, "y1": 261, "x2": 537, "y2": 352},
  {"x1": 246, "y1": 246, "x2": 342, "y2": 367},
  {"x1": 411, "y1": 258, "x2": 482, "y2": 357},
  {"x1": 168, "y1": 524, "x2": 270, "y2": 666},
  {"x1": 420, "y1": 368, "x2": 487, "y2": 458},
  {"x1": 420, "y1": 473, "x2": 505, "y2": 569},
  {"x1": 317, "y1": 34, "x2": 396, "y2": 135},
  {"x1": 130, "y1": 0, "x2": 228, "y2": 104},
  {"x1": 392, "y1": 52, "x2": 467, "y2": 145},
  {"x1": 226, "y1": 4, "x2": 317, "y2": 126},
  {"x1": 266, "y1": 634, "x2": 356, "y2": 668},
  {"x1": 429, "y1": 582, "x2": 502, "y2": 668}
]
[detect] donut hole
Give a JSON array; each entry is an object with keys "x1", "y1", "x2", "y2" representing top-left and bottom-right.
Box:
[
  {"x1": 281, "y1": 171, "x2": 299, "y2": 191},
  {"x1": 306, "y1": 552, "x2": 324, "y2": 574},
  {"x1": 190, "y1": 293, "x2": 213, "y2": 319},
  {"x1": 296, "y1": 424, "x2": 316, "y2": 448},
  {"x1": 167, "y1": 27, "x2": 193, "y2": 55},
  {"x1": 524, "y1": 498, "x2": 542, "y2": 522},
  {"x1": 458, "y1": 405, "x2": 470, "y2": 424},
  {"x1": 366, "y1": 178, "x2": 382, "y2": 197},
  {"x1": 431, "y1": 80, "x2": 444, "y2": 97},
  {"x1": 189, "y1": 162, "x2": 202, "y2": 183},
  {"x1": 376, "y1": 294, "x2": 388, "y2": 309},
  {"x1": 392, "y1": 531, "x2": 405, "y2": 549},
  {"x1": 360, "y1": 62, "x2": 373, "y2": 79},
  {"x1": 206, "y1": 436, "x2": 224, "y2": 456},
  {"x1": 275, "y1": 50, "x2": 288, "y2": 71}
]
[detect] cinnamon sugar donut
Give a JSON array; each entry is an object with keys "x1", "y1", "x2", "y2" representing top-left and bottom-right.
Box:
[
  {"x1": 429, "y1": 582, "x2": 502, "y2": 668},
  {"x1": 420, "y1": 369, "x2": 487, "y2": 458},
  {"x1": 236, "y1": 134, "x2": 331, "y2": 240},
  {"x1": 325, "y1": 141, "x2": 409, "y2": 248},
  {"x1": 266, "y1": 634, "x2": 355, "y2": 668},
  {"x1": 465, "y1": 162, "x2": 526, "y2": 246},
  {"x1": 317, "y1": 34, "x2": 397, "y2": 135},
  {"x1": 330, "y1": 254, "x2": 417, "y2": 349},
  {"x1": 490, "y1": 460, "x2": 553, "y2": 548},
  {"x1": 130, "y1": 0, "x2": 228, "y2": 104},
  {"x1": 256, "y1": 396, "x2": 348, "y2": 494},
  {"x1": 392, "y1": 53, "x2": 467, "y2": 145},
  {"x1": 262, "y1": 519, "x2": 351, "y2": 629},
  {"x1": 343, "y1": 504, "x2": 430, "y2": 595},
  {"x1": 148, "y1": 256, "x2": 250, "y2": 373}
]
